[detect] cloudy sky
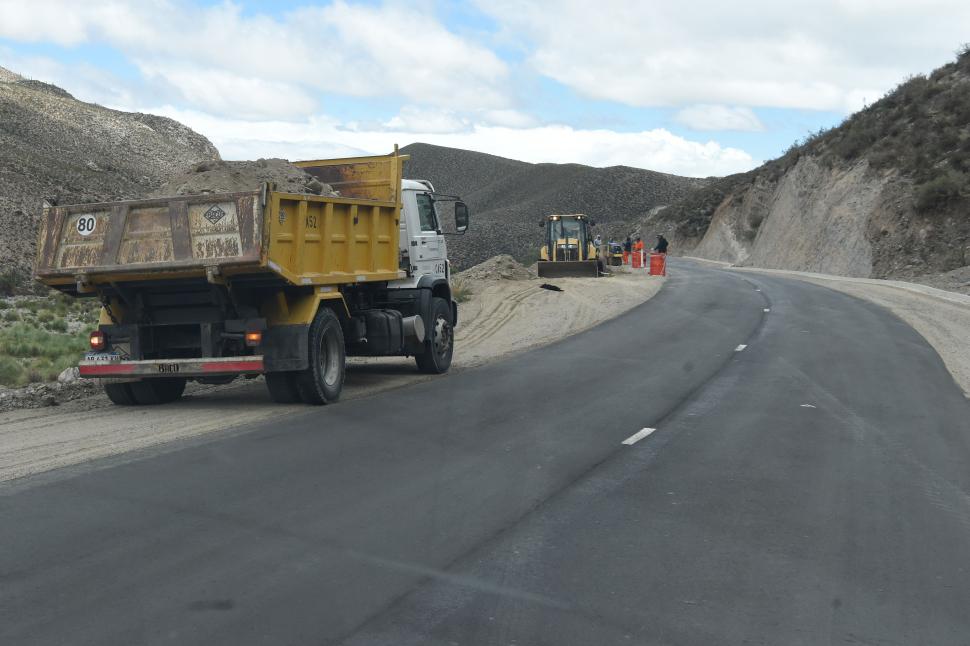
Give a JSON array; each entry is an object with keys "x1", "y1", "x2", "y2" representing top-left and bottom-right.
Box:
[{"x1": 1, "y1": 0, "x2": 967, "y2": 176}]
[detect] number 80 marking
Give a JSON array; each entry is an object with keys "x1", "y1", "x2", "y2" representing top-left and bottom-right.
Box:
[{"x1": 76, "y1": 215, "x2": 97, "y2": 236}]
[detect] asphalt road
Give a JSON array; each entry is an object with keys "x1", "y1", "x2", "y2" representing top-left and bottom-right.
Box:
[{"x1": 2, "y1": 260, "x2": 969, "y2": 645}]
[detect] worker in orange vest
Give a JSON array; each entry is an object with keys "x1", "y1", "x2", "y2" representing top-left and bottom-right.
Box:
[{"x1": 633, "y1": 237, "x2": 645, "y2": 266}]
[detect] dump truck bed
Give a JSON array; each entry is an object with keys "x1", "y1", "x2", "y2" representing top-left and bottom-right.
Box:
[{"x1": 35, "y1": 153, "x2": 406, "y2": 293}]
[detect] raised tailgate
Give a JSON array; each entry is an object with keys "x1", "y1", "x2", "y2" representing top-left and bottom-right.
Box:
[{"x1": 35, "y1": 192, "x2": 264, "y2": 283}]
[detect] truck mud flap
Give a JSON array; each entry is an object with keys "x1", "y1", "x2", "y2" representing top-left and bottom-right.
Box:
[{"x1": 536, "y1": 260, "x2": 599, "y2": 278}]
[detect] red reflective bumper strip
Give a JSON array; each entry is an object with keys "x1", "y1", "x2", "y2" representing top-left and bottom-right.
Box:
[
  {"x1": 201, "y1": 360, "x2": 263, "y2": 372},
  {"x1": 78, "y1": 363, "x2": 137, "y2": 376}
]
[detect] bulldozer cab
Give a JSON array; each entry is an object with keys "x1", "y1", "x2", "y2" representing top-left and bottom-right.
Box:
[{"x1": 537, "y1": 214, "x2": 600, "y2": 278}]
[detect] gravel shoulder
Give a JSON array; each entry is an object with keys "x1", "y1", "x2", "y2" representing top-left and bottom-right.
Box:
[
  {"x1": 0, "y1": 268, "x2": 664, "y2": 483},
  {"x1": 687, "y1": 257, "x2": 970, "y2": 397}
]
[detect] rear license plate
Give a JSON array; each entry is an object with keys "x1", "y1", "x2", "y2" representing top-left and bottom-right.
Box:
[
  {"x1": 156, "y1": 363, "x2": 181, "y2": 373},
  {"x1": 84, "y1": 352, "x2": 120, "y2": 363}
]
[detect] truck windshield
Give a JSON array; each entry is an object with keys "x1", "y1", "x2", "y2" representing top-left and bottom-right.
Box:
[{"x1": 416, "y1": 193, "x2": 438, "y2": 232}]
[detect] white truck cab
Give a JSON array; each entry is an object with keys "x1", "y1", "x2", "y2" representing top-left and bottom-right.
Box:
[{"x1": 393, "y1": 179, "x2": 468, "y2": 289}]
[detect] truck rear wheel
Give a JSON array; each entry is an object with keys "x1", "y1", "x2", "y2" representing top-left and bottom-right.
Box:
[
  {"x1": 294, "y1": 307, "x2": 345, "y2": 405},
  {"x1": 265, "y1": 372, "x2": 302, "y2": 404},
  {"x1": 415, "y1": 297, "x2": 453, "y2": 374},
  {"x1": 103, "y1": 382, "x2": 137, "y2": 405},
  {"x1": 128, "y1": 378, "x2": 186, "y2": 405}
]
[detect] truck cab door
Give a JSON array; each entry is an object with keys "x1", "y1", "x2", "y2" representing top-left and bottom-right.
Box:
[{"x1": 410, "y1": 192, "x2": 446, "y2": 279}]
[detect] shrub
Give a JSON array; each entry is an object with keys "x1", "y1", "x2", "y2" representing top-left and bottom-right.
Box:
[
  {"x1": 915, "y1": 171, "x2": 966, "y2": 213},
  {"x1": 0, "y1": 356, "x2": 25, "y2": 387},
  {"x1": 46, "y1": 317, "x2": 68, "y2": 332},
  {"x1": 451, "y1": 279, "x2": 472, "y2": 303},
  {"x1": 0, "y1": 300, "x2": 8, "y2": 310}
]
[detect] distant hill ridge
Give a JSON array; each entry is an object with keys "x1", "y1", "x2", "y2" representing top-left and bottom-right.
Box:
[
  {"x1": 400, "y1": 143, "x2": 705, "y2": 269},
  {"x1": 645, "y1": 48, "x2": 970, "y2": 279},
  {"x1": 0, "y1": 67, "x2": 219, "y2": 293}
]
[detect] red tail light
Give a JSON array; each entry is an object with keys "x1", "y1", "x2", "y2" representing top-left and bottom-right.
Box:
[
  {"x1": 89, "y1": 330, "x2": 105, "y2": 351},
  {"x1": 244, "y1": 331, "x2": 262, "y2": 347}
]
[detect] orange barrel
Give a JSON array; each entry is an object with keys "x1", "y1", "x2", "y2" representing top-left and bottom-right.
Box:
[
  {"x1": 649, "y1": 253, "x2": 666, "y2": 276},
  {"x1": 631, "y1": 251, "x2": 642, "y2": 269}
]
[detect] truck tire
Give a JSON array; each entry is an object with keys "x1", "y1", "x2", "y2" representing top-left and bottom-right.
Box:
[
  {"x1": 265, "y1": 372, "x2": 302, "y2": 404},
  {"x1": 103, "y1": 382, "x2": 137, "y2": 405},
  {"x1": 294, "y1": 307, "x2": 345, "y2": 405},
  {"x1": 415, "y1": 297, "x2": 453, "y2": 374},
  {"x1": 128, "y1": 378, "x2": 186, "y2": 405}
]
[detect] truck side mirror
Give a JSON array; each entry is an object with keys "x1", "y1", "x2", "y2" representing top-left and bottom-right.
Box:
[
  {"x1": 539, "y1": 219, "x2": 545, "y2": 228},
  {"x1": 455, "y1": 201, "x2": 469, "y2": 234}
]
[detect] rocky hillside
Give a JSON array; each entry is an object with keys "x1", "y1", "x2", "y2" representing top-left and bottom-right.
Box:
[
  {"x1": 401, "y1": 143, "x2": 705, "y2": 269},
  {"x1": 0, "y1": 65, "x2": 219, "y2": 293},
  {"x1": 646, "y1": 49, "x2": 970, "y2": 279}
]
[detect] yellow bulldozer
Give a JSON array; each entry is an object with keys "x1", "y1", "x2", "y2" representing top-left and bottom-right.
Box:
[{"x1": 537, "y1": 213, "x2": 600, "y2": 278}]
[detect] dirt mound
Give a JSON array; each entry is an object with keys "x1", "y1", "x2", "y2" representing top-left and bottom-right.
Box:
[
  {"x1": 456, "y1": 254, "x2": 534, "y2": 281},
  {"x1": 151, "y1": 158, "x2": 336, "y2": 197}
]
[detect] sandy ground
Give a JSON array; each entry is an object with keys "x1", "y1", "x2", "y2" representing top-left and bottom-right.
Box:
[
  {"x1": 0, "y1": 269, "x2": 664, "y2": 483},
  {"x1": 687, "y1": 257, "x2": 970, "y2": 398}
]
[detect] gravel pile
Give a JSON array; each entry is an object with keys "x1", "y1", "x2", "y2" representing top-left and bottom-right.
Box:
[
  {"x1": 151, "y1": 159, "x2": 337, "y2": 197},
  {"x1": 0, "y1": 379, "x2": 99, "y2": 414},
  {"x1": 456, "y1": 255, "x2": 534, "y2": 281},
  {"x1": 400, "y1": 143, "x2": 704, "y2": 271}
]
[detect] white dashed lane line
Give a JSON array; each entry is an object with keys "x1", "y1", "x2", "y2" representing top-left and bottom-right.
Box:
[
  {"x1": 735, "y1": 344, "x2": 747, "y2": 352},
  {"x1": 622, "y1": 428, "x2": 656, "y2": 445}
]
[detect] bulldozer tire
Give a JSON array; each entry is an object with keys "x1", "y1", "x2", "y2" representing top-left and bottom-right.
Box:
[
  {"x1": 265, "y1": 372, "x2": 303, "y2": 404},
  {"x1": 294, "y1": 307, "x2": 345, "y2": 405},
  {"x1": 128, "y1": 378, "x2": 186, "y2": 405},
  {"x1": 103, "y1": 382, "x2": 137, "y2": 406},
  {"x1": 415, "y1": 297, "x2": 454, "y2": 374}
]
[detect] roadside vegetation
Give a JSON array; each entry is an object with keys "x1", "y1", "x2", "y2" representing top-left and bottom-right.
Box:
[
  {"x1": 450, "y1": 277, "x2": 472, "y2": 303},
  {"x1": 0, "y1": 291, "x2": 99, "y2": 387}
]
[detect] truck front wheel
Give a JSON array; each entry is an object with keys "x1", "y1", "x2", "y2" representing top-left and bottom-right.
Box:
[
  {"x1": 295, "y1": 307, "x2": 345, "y2": 405},
  {"x1": 415, "y1": 297, "x2": 454, "y2": 374}
]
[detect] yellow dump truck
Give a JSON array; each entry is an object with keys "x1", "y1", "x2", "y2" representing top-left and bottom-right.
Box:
[{"x1": 34, "y1": 151, "x2": 469, "y2": 405}]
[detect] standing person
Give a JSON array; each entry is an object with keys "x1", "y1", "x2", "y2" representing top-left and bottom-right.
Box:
[
  {"x1": 623, "y1": 236, "x2": 632, "y2": 264},
  {"x1": 593, "y1": 233, "x2": 602, "y2": 248},
  {"x1": 633, "y1": 236, "x2": 645, "y2": 267},
  {"x1": 654, "y1": 234, "x2": 669, "y2": 254}
]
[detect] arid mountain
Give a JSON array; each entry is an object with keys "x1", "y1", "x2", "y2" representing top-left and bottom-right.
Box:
[
  {"x1": 645, "y1": 49, "x2": 970, "y2": 279},
  {"x1": 400, "y1": 143, "x2": 705, "y2": 269},
  {"x1": 0, "y1": 66, "x2": 219, "y2": 293}
]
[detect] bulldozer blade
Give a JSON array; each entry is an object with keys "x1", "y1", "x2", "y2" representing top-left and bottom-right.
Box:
[{"x1": 536, "y1": 260, "x2": 599, "y2": 278}]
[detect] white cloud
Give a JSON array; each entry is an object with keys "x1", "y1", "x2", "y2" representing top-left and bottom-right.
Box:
[
  {"x1": 135, "y1": 62, "x2": 318, "y2": 120},
  {"x1": 382, "y1": 106, "x2": 470, "y2": 134},
  {"x1": 674, "y1": 105, "x2": 765, "y2": 132},
  {"x1": 476, "y1": 0, "x2": 970, "y2": 113},
  {"x1": 0, "y1": 0, "x2": 512, "y2": 117},
  {"x1": 149, "y1": 106, "x2": 757, "y2": 177}
]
